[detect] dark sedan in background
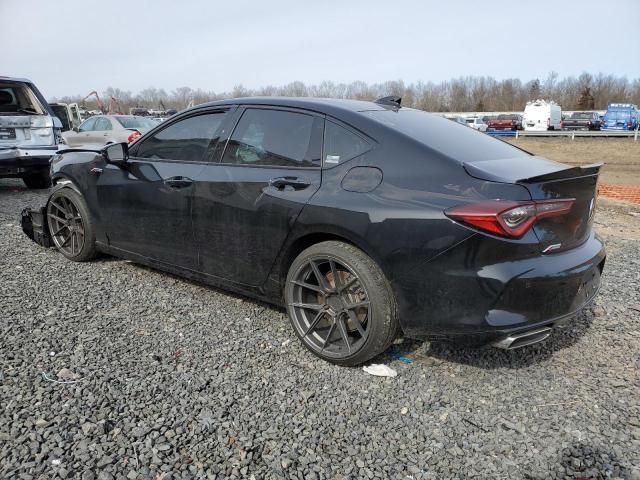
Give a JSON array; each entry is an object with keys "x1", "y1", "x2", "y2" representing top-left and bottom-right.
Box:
[
  {"x1": 562, "y1": 111, "x2": 602, "y2": 130},
  {"x1": 22, "y1": 96, "x2": 605, "y2": 365}
]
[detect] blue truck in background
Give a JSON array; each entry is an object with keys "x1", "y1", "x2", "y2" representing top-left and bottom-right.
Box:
[{"x1": 601, "y1": 103, "x2": 639, "y2": 131}]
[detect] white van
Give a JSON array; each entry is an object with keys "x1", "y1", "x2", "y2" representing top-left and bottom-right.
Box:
[
  {"x1": 524, "y1": 100, "x2": 562, "y2": 131},
  {"x1": 464, "y1": 117, "x2": 488, "y2": 132}
]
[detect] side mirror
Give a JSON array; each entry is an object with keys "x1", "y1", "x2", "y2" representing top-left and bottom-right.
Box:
[
  {"x1": 103, "y1": 142, "x2": 129, "y2": 165},
  {"x1": 73, "y1": 126, "x2": 80, "y2": 133}
]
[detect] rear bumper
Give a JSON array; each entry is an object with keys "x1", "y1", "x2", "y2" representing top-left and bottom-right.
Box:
[
  {"x1": 394, "y1": 231, "x2": 606, "y2": 344},
  {"x1": 0, "y1": 146, "x2": 58, "y2": 177}
]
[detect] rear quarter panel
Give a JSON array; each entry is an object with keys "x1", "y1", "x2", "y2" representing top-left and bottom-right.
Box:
[{"x1": 274, "y1": 134, "x2": 534, "y2": 320}]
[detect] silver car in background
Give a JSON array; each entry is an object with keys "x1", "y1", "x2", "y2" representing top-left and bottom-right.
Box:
[
  {"x1": 62, "y1": 115, "x2": 157, "y2": 147},
  {"x1": 0, "y1": 76, "x2": 63, "y2": 188}
]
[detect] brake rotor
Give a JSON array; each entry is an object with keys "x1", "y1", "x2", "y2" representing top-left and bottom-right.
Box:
[{"x1": 320, "y1": 269, "x2": 368, "y2": 332}]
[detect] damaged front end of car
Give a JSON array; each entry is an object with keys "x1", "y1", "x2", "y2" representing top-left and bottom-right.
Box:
[{"x1": 21, "y1": 205, "x2": 53, "y2": 248}]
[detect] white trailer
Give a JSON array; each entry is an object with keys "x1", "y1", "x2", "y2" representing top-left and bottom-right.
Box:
[{"x1": 524, "y1": 100, "x2": 562, "y2": 131}]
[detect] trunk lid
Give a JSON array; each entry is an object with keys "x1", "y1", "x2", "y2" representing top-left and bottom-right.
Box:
[
  {"x1": 0, "y1": 115, "x2": 35, "y2": 147},
  {"x1": 463, "y1": 157, "x2": 600, "y2": 253}
]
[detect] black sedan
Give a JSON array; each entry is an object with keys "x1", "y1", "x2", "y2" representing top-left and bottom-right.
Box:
[{"x1": 22, "y1": 96, "x2": 605, "y2": 365}]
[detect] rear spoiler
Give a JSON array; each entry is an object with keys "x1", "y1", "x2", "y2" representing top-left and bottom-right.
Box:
[
  {"x1": 516, "y1": 163, "x2": 602, "y2": 183},
  {"x1": 463, "y1": 156, "x2": 603, "y2": 184}
]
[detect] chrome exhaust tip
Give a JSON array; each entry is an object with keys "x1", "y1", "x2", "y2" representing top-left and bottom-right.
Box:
[{"x1": 492, "y1": 326, "x2": 552, "y2": 350}]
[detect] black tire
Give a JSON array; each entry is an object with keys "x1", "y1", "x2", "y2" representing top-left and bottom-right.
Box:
[
  {"x1": 22, "y1": 171, "x2": 52, "y2": 189},
  {"x1": 285, "y1": 241, "x2": 399, "y2": 366},
  {"x1": 46, "y1": 188, "x2": 97, "y2": 262}
]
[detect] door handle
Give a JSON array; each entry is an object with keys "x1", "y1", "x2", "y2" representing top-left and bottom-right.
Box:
[
  {"x1": 269, "y1": 176, "x2": 311, "y2": 191},
  {"x1": 164, "y1": 176, "x2": 194, "y2": 189}
]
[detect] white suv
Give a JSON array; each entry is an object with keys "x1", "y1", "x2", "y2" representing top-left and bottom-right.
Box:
[{"x1": 465, "y1": 117, "x2": 488, "y2": 132}]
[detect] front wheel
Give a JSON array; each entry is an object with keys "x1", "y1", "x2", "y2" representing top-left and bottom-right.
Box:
[
  {"x1": 46, "y1": 188, "x2": 97, "y2": 262},
  {"x1": 285, "y1": 241, "x2": 399, "y2": 366}
]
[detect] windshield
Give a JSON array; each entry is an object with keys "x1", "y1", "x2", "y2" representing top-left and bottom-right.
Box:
[
  {"x1": 0, "y1": 83, "x2": 45, "y2": 115},
  {"x1": 364, "y1": 108, "x2": 528, "y2": 162},
  {"x1": 115, "y1": 116, "x2": 157, "y2": 129},
  {"x1": 497, "y1": 114, "x2": 519, "y2": 120}
]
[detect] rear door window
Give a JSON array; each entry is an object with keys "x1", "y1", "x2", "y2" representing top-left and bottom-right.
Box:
[
  {"x1": 79, "y1": 117, "x2": 97, "y2": 131},
  {"x1": 323, "y1": 120, "x2": 370, "y2": 166},
  {"x1": 95, "y1": 117, "x2": 112, "y2": 131},
  {"x1": 135, "y1": 112, "x2": 227, "y2": 162},
  {"x1": 222, "y1": 108, "x2": 321, "y2": 168}
]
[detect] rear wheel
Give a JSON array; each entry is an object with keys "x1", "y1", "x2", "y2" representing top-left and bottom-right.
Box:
[
  {"x1": 22, "y1": 171, "x2": 51, "y2": 189},
  {"x1": 285, "y1": 241, "x2": 399, "y2": 366},
  {"x1": 46, "y1": 188, "x2": 97, "y2": 262}
]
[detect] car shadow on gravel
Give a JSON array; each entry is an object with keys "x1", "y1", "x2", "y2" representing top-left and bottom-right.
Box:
[
  {"x1": 125, "y1": 260, "x2": 278, "y2": 310},
  {"x1": 390, "y1": 310, "x2": 596, "y2": 370},
  {"x1": 105, "y1": 258, "x2": 598, "y2": 371}
]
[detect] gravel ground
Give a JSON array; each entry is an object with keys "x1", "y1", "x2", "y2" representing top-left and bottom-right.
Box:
[{"x1": 1, "y1": 178, "x2": 639, "y2": 480}]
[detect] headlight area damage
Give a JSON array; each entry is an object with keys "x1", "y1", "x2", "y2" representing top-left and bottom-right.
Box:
[{"x1": 21, "y1": 206, "x2": 53, "y2": 248}]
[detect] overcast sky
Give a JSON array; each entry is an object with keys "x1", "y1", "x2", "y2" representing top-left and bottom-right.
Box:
[{"x1": 2, "y1": 0, "x2": 639, "y2": 99}]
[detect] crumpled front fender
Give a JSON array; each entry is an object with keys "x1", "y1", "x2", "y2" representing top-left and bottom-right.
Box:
[{"x1": 20, "y1": 206, "x2": 53, "y2": 248}]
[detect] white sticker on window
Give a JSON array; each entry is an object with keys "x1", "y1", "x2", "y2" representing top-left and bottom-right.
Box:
[{"x1": 325, "y1": 155, "x2": 340, "y2": 164}]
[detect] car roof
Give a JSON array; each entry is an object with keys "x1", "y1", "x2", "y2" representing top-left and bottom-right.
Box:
[
  {"x1": 0, "y1": 76, "x2": 34, "y2": 84},
  {"x1": 195, "y1": 97, "x2": 390, "y2": 116}
]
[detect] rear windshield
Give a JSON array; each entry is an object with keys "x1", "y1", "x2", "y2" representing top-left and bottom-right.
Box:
[
  {"x1": 0, "y1": 82, "x2": 45, "y2": 115},
  {"x1": 364, "y1": 109, "x2": 528, "y2": 162},
  {"x1": 571, "y1": 112, "x2": 592, "y2": 118},
  {"x1": 605, "y1": 110, "x2": 632, "y2": 120},
  {"x1": 497, "y1": 114, "x2": 519, "y2": 120},
  {"x1": 115, "y1": 116, "x2": 157, "y2": 129}
]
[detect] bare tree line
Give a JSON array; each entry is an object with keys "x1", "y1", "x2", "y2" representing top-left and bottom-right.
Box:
[{"x1": 52, "y1": 72, "x2": 640, "y2": 113}]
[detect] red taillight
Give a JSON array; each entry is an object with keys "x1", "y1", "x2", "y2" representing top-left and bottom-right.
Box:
[
  {"x1": 127, "y1": 130, "x2": 141, "y2": 144},
  {"x1": 445, "y1": 199, "x2": 575, "y2": 238}
]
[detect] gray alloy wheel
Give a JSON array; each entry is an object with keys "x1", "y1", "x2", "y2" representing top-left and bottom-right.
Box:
[
  {"x1": 285, "y1": 241, "x2": 399, "y2": 366},
  {"x1": 46, "y1": 188, "x2": 97, "y2": 262}
]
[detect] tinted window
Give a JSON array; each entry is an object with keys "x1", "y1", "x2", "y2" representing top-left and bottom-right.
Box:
[
  {"x1": 136, "y1": 112, "x2": 226, "y2": 162},
  {"x1": 323, "y1": 120, "x2": 370, "y2": 166},
  {"x1": 79, "y1": 117, "x2": 97, "y2": 131},
  {"x1": 364, "y1": 108, "x2": 529, "y2": 162},
  {"x1": 222, "y1": 109, "x2": 320, "y2": 167},
  {"x1": 95, "y1": 117, "x2": 112, "y2": 131}
]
